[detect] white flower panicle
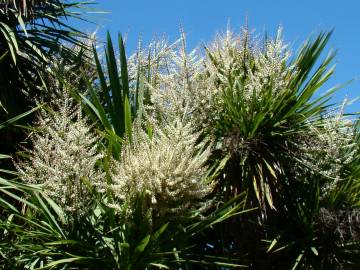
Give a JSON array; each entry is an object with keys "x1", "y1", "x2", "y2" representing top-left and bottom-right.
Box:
[
  {"x1": 128, "y1": 32, "x2": 205, "y2": 124},
  {"x1": 111, "y1": 119, "x2": 213, "y2": 220},
  {"x1": 203, "y1": 27, "x2": 290, "y2": 106},
  {"x1": 16, "y1": 93, "x2": 104, "y2": 218},
  {"x1": 126, "y1": 28, "x2": 290, "y2": 130},
  {"x1": 246, "y1": 28, "x2": 290, "y2": 98},
  {"x1": 299, "y1": 106, "x2": 357, "y2": 195}
]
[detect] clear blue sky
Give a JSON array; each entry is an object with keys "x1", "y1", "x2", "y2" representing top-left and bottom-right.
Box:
[{"x1": 78, "y1": 0, "x2": 360, "y2": 112}]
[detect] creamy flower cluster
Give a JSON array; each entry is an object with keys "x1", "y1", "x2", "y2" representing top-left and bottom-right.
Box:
[
  {"x1": 110, "y1": 119, "x2": 212, "y2": 221},
  {"x1": 299, "y1": 107, "x2": 357, "y2": 195},
  {"x1": 127, "y1": 33, "x2": 204, "y2": 125},
  {"x1": 16, "y1": 93, "x2": 104, "y2": 218},
  {"x1": 199, "y1": 28, "x2": 291, "y2": 126},
  {"x1": 126, "y1": 28, "x2": 290, "y2": 130}
]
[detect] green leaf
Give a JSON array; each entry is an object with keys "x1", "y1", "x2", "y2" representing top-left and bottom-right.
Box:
[
  {"x1": 149, "y1": 263, "x2": 169, "y2": 269},
  {"x1": 0, "y1": 51, "x2": 8, "y2": 62},
  {"x1": 0, "y1": 197, "x2": 19, "y2": 213},
  {"x1": 124, "y1": 95, "x2": 132, "y2": 143},
  {"x1": 80, "y1": 86, "x2": 112, "y2": 131},
  {"x1": 310, "y1": 246, "x2": 318, "y2": 256},
  {"x1": 0, "y1": 105, "x2": 41, "y2": 130},
  {"x1": 16, "y1": 13, "x2": 28, "y2": 37},
  {"x1": 152, "y1": 222, "x2": 169, "y2": 241},
  {"x1": 25, "y1": 40, "x2": 48, "y2": 62},
  {"x1": 42, "y1": 194, "x2": 66, "y2": 225},
  {"x1": 0, "y1": 186, "x2": 37, "y2": 209},
  {"x1": 93, "y1": 44, "x2": 115, "y2": 121},
  {"x1": 263, "y1": 159, "x2": 277, "y2": 180},
  {"x1": 33, "y1": 192, "x2": 65, "y2": 238},
  {"x1": 264, "y1": 182, "x2": 275, "y2": 210},
  {"x1": 291, "y1": 250, "x2": 304, "y2": 270},
  {"x1": 119, "y1": 34, "x2": 129, "y2": 98},
  {"x1": 267, "y1": 236, "x2": 280, "y2": 252},
  {"x1": 135, "y1": 235, "x2": 151, "y2": 254},
  {"x1": 106, "y1": 31, "x2": 124, "y2": 136},
  {"x1": 0, "y1": 22, "x2": 19, "y2": 64}
]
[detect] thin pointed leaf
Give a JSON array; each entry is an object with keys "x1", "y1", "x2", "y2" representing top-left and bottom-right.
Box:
[
  {"x1": 106, "y1": 32, "x2": 124, "y2": 136},
  {"x1": 124, "y1": 95, "x2": 132, "y2": 143},
  {"x1": 119, "y1": 34, "x2": 129, "y2": 98}
]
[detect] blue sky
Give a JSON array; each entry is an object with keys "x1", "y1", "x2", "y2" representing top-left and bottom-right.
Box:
[{"x1": 78, "y1": 0, "x2": 360, "y2": 111}]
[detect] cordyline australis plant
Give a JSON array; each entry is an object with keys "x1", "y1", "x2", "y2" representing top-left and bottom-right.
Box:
[
  {"x1": 80, "y1": 33, "x2": 215, "y2": 222},
  {"x1": 2, "y1": 25, "x2": 360, "y2": 269},
  {"x1": 128, "y1": 28, "x2": 291, "y2": 208},
  {"x1": 0, "y1": 1, "x2": 63, "y2": 17},
  {"x1": 124, "y1": 27, "x2": 360, "y2": 268},
  {"x1": 131, "y1": 27, "x2": 355, "y2": 209},
  {"x1": 0, "y1": 0, "x2": 89, "y2": 113},
  {"x1": 15, "y1": 86, "x2": 214, "y2": 222},
  {"x1": 7, "y1": 80, "x2": 224, "y2": 268}
]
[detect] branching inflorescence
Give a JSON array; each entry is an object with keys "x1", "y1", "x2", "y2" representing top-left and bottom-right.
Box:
[
  {"x1": 110, "y1": 118, "x2": 213, "y2": 222},
  {"x1": 15, "y1": 91, "x2": 105, "y2": 219}
]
